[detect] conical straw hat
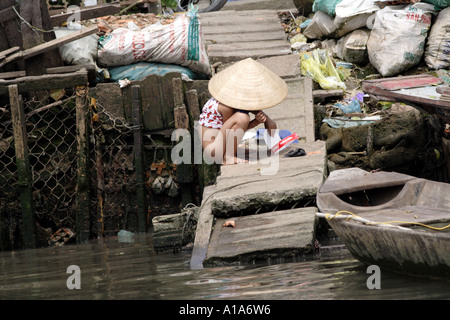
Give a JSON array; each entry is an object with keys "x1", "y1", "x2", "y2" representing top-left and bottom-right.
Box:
[{"x1": 208, "y1": 58, "x2": 288, "y2": 111}]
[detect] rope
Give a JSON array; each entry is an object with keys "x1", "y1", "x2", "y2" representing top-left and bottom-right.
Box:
[
  {"x1": 12, "y1": 6, "x2": 54, "y2": 34},
  {"x1": 319, "y1": 210, "x2": 450, "y2": 231}
]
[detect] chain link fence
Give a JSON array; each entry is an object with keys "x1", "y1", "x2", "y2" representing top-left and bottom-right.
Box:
[
  {"x1": 89, "y1": 99, "x2": 138, "y2": 237},
  {"x1": 0, "y1": 98, "x2": 20, "y2": 250},
  {"x1": 0, "y1": 89, "x2": 79, "y2": 249},
  {"x1": 0, "y1": 79, "x2": 199, "y2": 250}
]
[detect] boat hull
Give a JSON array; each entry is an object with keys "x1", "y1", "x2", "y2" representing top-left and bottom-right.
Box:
[
  {"x1": 326, "y1": 218, "x2": 450, "y2": 278},
  {"x1": 317, "y1": 168, "x2": 450, "y2": 278}
]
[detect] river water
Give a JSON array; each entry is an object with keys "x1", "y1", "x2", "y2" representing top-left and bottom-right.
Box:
[{"x1": 0, "y1": 233, "x2": 449, "y2": 301}]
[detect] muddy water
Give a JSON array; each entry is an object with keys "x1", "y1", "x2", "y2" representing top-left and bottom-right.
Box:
[{"x1": 0, "y1": 234, "x2": 449, "y2": 300}]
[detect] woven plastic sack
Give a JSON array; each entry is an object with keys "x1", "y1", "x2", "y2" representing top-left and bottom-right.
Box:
[
  {"x1": 367, "y1": 3, "x2": 436, "y2": 77},
  {"x1": 425, "y1": 7, "x2": 450, "y2": 69},
  {"x1": 300, "y1": 49, "x2": 346, "y2": 90},
  {"x1": 97, "y1": 10, "x2": 211, "y2": 75}
]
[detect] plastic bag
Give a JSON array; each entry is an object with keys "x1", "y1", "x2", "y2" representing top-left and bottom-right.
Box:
[
  {"x1": 367, "y1": 3, "x2": 436, "y2": 77},
  {"x1": 312, "y1": 0, "x2": 343, "y2": 17},
  {"x1": 97, "y1": 10, "x2": 211, "y2": 75},
  {"x1": 304, "y1": 10, "x2": 373, "y2": 39},
  {"x1": 108, "y1": 62, "x2": 208, "y2": 82},
  {"x1": 425, "y1": 7, "x2": 450, "y2": 69},
  {"x1": 335, "y1": 0, "x2": 379, "y2": 18},
  {"x1": 300, "y1": 49, "x2": 346, "y2": 90},
  {"x1": 422, "y1": 0, "x2": 450, "y2": 8},
  {"x1": 54, "y1": 25, "x2": 98, "y2": 66}
]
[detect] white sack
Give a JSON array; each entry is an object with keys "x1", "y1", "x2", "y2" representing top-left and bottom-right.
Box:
[
  {"x1": 335, "y1": 0, "x2": 379, "y2": 19},
  {"x1": 97, "y1": 12, "x2": 211, "y2": 75},
  {"x1": 367, "y1": 3, "x2": 436, "y2": 77},
  {"x1": 54, "y1": 25, "x2": 99, "y2": 66},
  {"x1": 304, "y1": 10, "x2": 373, "y2": 39},
  {"x1": 425, "y1": 6, "x2": 450, "y2": 69},
  {"x1": 336, "y1": 29, "x2": 370, "y2": 64}
]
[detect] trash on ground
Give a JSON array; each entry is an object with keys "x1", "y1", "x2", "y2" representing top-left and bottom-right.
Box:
[
  {"x1": 48, "y1": 228, "x2": 75, "y2": 247},
  {"x1": 284, "y1": 148, "x2": 307, "y2": 157},
  {"x1": 118, "y1": 229, "x2": 135, "y2": 243},
  {"x1": 322, "y1": 115, "x2": 382, "y2": 128},
  {"x1": 300, "y1": 49, "x2": 346, "y2": 90}
]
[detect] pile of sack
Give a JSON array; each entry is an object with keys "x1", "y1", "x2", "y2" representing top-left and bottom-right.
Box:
[
  {"x1": 301, "y1": 0, "x2": 450, "y2": 78},
  {"x1": 54, "y1": 7, "x2": 211, "y2": 84}
]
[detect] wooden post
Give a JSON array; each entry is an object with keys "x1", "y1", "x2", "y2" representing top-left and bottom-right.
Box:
[
  {"x1": 132, "y1": 85, "x2": 147, "y2": 233},
  {"x1": 75, "y1": 86, "x2": 90, "y2": 243},
  {"x1": 9, "y1": 84, "x2": 36, "y2": 249},
  {"x1": 172, "y1": 78, "x2": 193, "y2": 207}
]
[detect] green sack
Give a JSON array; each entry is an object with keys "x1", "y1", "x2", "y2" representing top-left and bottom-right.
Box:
[
  {"x1": 312, "y1": 0, "x2": 344, "y2": 17},
  {"x1": 422, "y1": 0, "x2": 450, "y2": 9}
]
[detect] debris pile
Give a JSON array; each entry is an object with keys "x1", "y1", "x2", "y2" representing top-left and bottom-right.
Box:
[{"x1": 281, "y1": 0, "x2": 450, "y2": 178}]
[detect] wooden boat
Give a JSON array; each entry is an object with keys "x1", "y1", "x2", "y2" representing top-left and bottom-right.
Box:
[{"x1": 316, "y1": 168, "x2": 450, "y2": 278}]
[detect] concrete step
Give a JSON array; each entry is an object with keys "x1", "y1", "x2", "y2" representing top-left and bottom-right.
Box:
[
  {"x1": 190, "y1": 140, "x2": 327, "y2": 268},
  {"x1": 204, "y1": 207, "x2": 318, "y2": 266},
  {"x1": 200, "y1": 9, "x2": 291, "y2": 63}
]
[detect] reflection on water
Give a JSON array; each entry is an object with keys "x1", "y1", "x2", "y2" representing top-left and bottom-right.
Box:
[{"x1": 0, "y1": 234, "x2": 449, "y2": 300}]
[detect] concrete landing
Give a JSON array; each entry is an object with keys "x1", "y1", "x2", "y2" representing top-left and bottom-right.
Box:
[
  {"x1": 204, "y1": 207, "x2": 318, "y2": 266},
  {"x1": 200, "y1": 9, "x2": 291, "y2": 63}
]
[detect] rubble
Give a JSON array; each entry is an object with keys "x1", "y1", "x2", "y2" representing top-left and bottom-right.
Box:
[{"x1": 280, "y1": 0, "x2": 450, "y2": 180}]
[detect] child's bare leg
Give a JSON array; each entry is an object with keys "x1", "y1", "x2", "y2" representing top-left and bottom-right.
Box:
[
  {"x1": 200, "y1": 112, "x2": 250, "y2": 164},
  {"x1": 222, "y1": 112, "x2": 250, "y2": 164}
]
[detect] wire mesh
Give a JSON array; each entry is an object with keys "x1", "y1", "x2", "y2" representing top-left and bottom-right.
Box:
[
  {"x1": 89, "y1": 99, "x2": 138, "y2": 237},
  {"x1": 0, "y1": 101, "x2": 20, "y2": 250},
  {"x1": 0, "y1": 89, "x2": 80, "y2": 249}
]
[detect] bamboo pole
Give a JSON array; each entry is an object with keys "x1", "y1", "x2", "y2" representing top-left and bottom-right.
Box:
[
  {"x1": 75, "y1": 86, "x2": 90, "y2": 243},
  {"x1": 131, "y1": 85, "x2": 147, "y2": 233},
  {"x1": 9, "y1": 84, "x2": 36, "y2": 249}
]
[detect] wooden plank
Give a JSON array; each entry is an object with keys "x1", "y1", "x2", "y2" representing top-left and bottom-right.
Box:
[
  {"x1": 0, "y1": 26, "x2": 98, "y2": 69},
  {"x1": 75, "y1": 85, "x2": 90, "y2": 243},
  {"x1": 0, "y1": 47, "x2": 20, "y2": 60},
  {"x1": 363, "y1": 75, "x2": 443, "y2": 91},
  {"x1": 0, "y1": 5, "x2": 17, "y2": 24},
  {"x1": 0, "y1": 68, "x2": 88, "y2": 95},
  {"x1": 186, "y1": 89, "x2": 200, "y2": 127},
  {"x1": 0, "y1": 64, "x2": 96, "y2": 84},
  {"x1": 9, "y1": 84, "x2": 36, "y2": 249},
  {"x1": 172, "y1": 77, "x2": 189, "y2": 131},
  {"x1": 20, "y1": 0, "x2": 47, "y2": 77},
  {"x1": 139, "y1": 74, "x2": 164, "y2": 130},
  {"x1": 40, "y1": 0, "x2": 63, "y2": 68},
  {"x1": 50, "y1": 2, "x2": 121, "y2": 27},
  {"x1": 160, "y1": 72, "x2": 181, "y2": 128},
  {"x1": 131, "y1": 85, "x2": 148, "y2": 233}
]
